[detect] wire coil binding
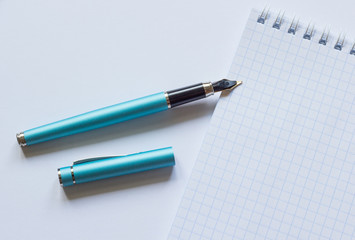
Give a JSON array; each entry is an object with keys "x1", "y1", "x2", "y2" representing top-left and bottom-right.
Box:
[{"x1": 257, "y1": 9, "x2": 354, "y2": 55}]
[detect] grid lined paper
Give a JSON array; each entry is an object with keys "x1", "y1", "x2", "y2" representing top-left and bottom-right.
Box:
[{"x1": 168, "y1": 9, "x2": 355, "y2": 240}]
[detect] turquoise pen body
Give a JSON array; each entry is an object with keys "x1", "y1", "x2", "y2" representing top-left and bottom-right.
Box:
[
  {"x1": 18, "y1": 92, "x2": 169, "y2": 146},
  {"x1": 58, "y1": 147, "x2": 175, "y2": 187},
  {"x1": 16, "y1": 80, "x2": 241, "y2": 146}
]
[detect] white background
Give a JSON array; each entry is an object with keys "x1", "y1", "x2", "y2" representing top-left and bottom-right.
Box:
[{"x1": 0, "y1": 0, "x2": 354, "y2": 239}]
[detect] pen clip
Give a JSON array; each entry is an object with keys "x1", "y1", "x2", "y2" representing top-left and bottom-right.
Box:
[{"x1": 73, "y1": 155, "x2": 126, "y2": 165}]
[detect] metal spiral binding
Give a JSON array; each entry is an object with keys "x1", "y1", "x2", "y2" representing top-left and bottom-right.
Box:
[
  {"x1": 319, "y1": 30, "x2": 329, "y2": 45},
  {"x1": 257, "y1": 10, "x2": 355, "y2": 55},
  {"x1": 334, "y1": 35, "x2": 345, "y2": 51},
  {"x1": 272, "y1": 12, "x2": 284, "y2": 30},
  {"x1": 303, "y1": 24, "x2": 314, "y2": 40},
  {"x1": 288, "y1": 18, "x2": 298, "y2": 35},
  {"x1": 257, "y1": 8, "x2": 268, "y2": 24},
  {"x1": 351, "y1": 43, "x2": 355, "y2": 55}
]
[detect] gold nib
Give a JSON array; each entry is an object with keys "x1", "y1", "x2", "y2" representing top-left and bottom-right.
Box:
[
  {"x1": 212, "y1": 79, "x2": 243, "y2": 92},
  {"x1": 229, "y1": 81, "x2": 243, "y2": 90}
]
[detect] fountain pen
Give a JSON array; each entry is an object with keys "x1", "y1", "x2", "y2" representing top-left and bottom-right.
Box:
[{"x1": 16, "y1": 79, "x2": 242, "y2": 146}]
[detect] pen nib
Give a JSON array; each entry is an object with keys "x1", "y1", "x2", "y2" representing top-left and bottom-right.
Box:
[{"x1": 212, "y1": 79, "x2": 243, "y2": 92}]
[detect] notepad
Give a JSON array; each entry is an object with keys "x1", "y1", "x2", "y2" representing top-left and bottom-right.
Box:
[{"x1": 168, "y1": 9, "x2": 355, "y2": 239}]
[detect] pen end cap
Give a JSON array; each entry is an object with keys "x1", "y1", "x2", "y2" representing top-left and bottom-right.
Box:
[
  {"x1": 57, "y1": 169, "x2": 63, "y2": 186},
  {"x1": 16, "y1": 132, "x2": 27, "y2": 147}
]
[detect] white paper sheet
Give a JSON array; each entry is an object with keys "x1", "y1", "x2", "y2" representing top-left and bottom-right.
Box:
[{"x1": 169, "y1": 9, "x2": 355, "y2": 240}]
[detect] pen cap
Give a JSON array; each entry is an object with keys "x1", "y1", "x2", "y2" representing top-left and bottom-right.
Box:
[{"x1": 58, "y1": 147, "x2": 175, "y2": 187}]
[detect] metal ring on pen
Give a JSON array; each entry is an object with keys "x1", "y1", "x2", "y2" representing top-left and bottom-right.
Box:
[
  {"x1": 57, "y1": 169, "x2": 63, "y2": 186},
  {"x1": 70, "y1": 166, "x2": 76, "y2": 184},
  {"x1": 202, "y1": 83, "x2": 214, "y2": 97},
  {"x1": 164, "y1": 92, "x2": 171, "y2": 108}
]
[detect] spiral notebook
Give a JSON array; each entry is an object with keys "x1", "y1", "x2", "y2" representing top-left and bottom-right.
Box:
[{"x1": 168, "y1": 9, "x2": 354, "y2": 240}]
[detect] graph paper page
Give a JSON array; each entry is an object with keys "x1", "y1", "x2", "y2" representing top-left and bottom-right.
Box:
[{"x1": 168, "y1": 9, "x2": 355, "y2": 240}]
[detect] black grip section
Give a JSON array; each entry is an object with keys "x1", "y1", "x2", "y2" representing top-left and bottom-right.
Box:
[{"x1": 167, "y1": 83, "x2": 206, "y2": 108}]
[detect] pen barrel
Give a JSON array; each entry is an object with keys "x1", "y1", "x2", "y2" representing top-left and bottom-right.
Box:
[
  {"x1": 58, "y1": 147, "x2": 175, "y2": 187},
  {"x1": 21, "y1": 92, "x2": 169, "y2": 146},
  {"x1": 166, "y1": 83, "x2": 214, "y2": 108}
]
